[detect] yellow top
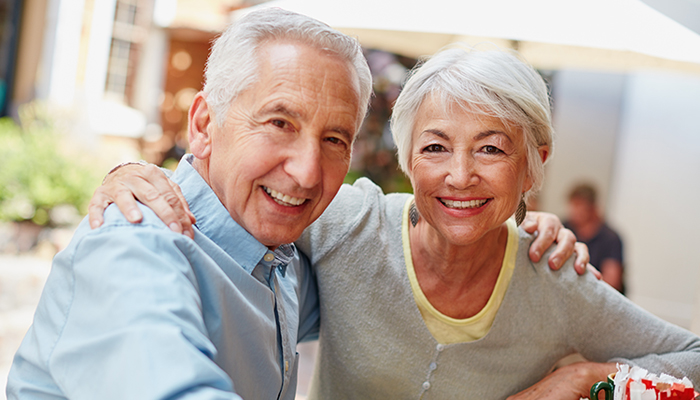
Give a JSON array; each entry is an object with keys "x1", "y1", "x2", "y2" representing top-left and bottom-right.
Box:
[{"x1": 402, "y1": 198, "x2": 519, "y2": 344}]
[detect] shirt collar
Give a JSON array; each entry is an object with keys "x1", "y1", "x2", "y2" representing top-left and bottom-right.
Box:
[{"x1": 171, "y1": 155, "x2": 291, "y2": 275}]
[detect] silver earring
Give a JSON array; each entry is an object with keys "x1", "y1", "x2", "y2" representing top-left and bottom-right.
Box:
[
  {"x1": 409, "y1": 201, "x2": 420, "y2": 227},
  {"x1": 515, "y1": 194, "x2": 527, "y2": 226}
]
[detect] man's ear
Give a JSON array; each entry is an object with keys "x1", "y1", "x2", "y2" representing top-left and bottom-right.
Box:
[{"x1": 188, "y1": 92, "x2": 214, "y2": 159}]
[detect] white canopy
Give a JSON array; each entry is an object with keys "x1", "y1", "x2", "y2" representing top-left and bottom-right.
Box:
[{"x1": 235, "y1": 0, "x2": 700, "y2": 73}]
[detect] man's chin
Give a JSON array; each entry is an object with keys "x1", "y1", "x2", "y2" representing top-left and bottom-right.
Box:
[{"x1": 254, "y1": 228, "x2": 305, "y2": 249}]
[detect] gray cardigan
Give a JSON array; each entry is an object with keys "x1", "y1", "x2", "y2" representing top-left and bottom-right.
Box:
[{"x1": 297, "y1": 178, "x2": 700, "y2": 399}]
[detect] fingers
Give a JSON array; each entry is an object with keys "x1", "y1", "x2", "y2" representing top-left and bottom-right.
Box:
[
  {"x1": 120, "y1": 165, "x2": 192, "y2": 237},
  {"x1": 113, "y1": 184, "x2": 147, "y2": 223},
  {"x1": 167, "y1": 179, "x2": 196, "y2": 239},
  {"x1": 89, "y1": 164, "x2": 193, "y2": 238},
  {"x1": 587, "y1": 264, "x2": 602, "y2": 280},
  {"x1": 546, "y1": 228, "x2": 576, "y2": 271},
  {"x1": 527, "y1": 212, "x2": 558, "y2": 264},
  {"x1": 573, "y1": 242, "x2": 591, "y2": 275},
  {"x1": 520, "y1": 212, "x2": 540, "y2": 234},
  {"x1": 88, "y1": 186, "x2": 118, "y2": 229}
]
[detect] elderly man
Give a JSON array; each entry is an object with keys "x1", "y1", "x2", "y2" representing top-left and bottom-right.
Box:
[{"x1": 7, "y1": 8, "x2": 371, "y2": 400}]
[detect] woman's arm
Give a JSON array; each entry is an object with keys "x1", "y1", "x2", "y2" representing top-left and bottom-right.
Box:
[
  {"x1": 87, "y1": 162, "x2": 590, "y2": 271},
  {"x1": 548, "y1": 256, "x2": 700, "y2": 385},
  {"x1": 506, "y1": 362, "x2": 616, "y2": 400}
]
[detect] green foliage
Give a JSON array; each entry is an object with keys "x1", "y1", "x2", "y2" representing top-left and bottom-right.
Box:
[{"x1": 0, "y1": 105, "x2": 101, "y2": 226}]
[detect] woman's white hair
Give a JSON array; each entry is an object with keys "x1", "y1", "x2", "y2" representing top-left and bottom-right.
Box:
[
  {"x1": 204, "y1": 8, "x2": 372, "y2": 129},
  {"x1": 390, "y1": 45, "x2": 554, "y2": 199}
]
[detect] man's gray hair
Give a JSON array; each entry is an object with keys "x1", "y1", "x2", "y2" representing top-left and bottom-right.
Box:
[
  {"x1": 203, "y1": 8, "x2": 372, "y2": 129},
  {"x1": 390, "y1": 45, "x2": 554, "y2": 199}
]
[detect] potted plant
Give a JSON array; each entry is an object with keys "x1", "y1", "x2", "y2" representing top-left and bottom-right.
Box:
[{"x1": 0, "y1": 103, "x2": 101, "y2": 252}]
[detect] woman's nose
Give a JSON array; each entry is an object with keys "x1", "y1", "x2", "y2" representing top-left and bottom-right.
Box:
[{"x1": 445, "y1": 153, "x2": 478, "y2": 189}]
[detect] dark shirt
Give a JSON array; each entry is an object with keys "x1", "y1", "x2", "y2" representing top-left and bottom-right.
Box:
[{"x1": 564, "y1": 222, "x2": 624, "y2": 271}]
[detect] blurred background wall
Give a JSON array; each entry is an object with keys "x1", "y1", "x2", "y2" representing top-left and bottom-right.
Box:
[{"x1": 540, "y1": 69, "x2": 700, "y2": 328}]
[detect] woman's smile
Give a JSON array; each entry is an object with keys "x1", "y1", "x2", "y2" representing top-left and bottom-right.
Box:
[{"x1": 439, "y1": 197, "x2": 490, "y2": 209}]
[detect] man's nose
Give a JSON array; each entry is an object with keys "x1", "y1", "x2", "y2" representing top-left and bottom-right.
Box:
[{"x1": 285, "y1": 138, "x2": 322, "y2": 189}]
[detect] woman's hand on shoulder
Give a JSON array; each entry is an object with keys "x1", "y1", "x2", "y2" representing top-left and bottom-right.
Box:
[
  {"x1": 88, "y1": 163, "x2": 195, "y2": 239},
  {"x1": 522, "y1": 211, "x2": 599, "y2": 278},
  {"x1": 506, "y1": 362, "x2": 616, "y2": 400}
]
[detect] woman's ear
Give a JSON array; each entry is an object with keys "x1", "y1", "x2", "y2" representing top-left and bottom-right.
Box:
[
  {"x1": 523, "y1": 145, "x2": 550, "y2": 193},
  {"x1": 188, "y1": 92, "x2": 214, "y2": 159},
  {"x1": 538, "y1": 145, "x2": 550, "y2": 164}
]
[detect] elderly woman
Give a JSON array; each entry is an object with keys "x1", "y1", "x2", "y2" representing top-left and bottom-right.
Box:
[{"x1": 89, "y1": 47, "x2": 700, "y2": 399}]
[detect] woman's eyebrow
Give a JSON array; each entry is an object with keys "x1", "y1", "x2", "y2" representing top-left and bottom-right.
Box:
[
  {"x1": 421, "y1": 129, "x2": 449, "y2": 140},
  {"x1": 474, "y1": 130, "x2": 514, "y2": 144}
]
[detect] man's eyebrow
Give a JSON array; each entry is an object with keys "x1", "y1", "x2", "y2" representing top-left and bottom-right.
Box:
[
  {"x1": 330, "y1": 127, "x2": 353, "y2": 143},
  {"x1": 261, "y1": 103, "x2": 301, "y2": 119},
  {"x1": 260, "y1": 103, "x2": 354, "y2": 142}
]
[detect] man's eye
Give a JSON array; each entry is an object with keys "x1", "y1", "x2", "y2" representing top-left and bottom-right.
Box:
[
  {"x1": 325, "y1": 136, "x2": 348, "y2": 149},
  {"x1": 423, "y1": 144, "x2": 445, "y2": 152},
  {"x1": 271, "y1": 119, "x2": 287, "y2": 129}
]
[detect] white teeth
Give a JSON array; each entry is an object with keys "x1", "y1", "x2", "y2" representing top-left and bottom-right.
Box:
[
  {"x1": 264, "y1": 187, "x2": 306, "y2": 206},
  {"x1": 441, "y1": 198, "x2": 488, "y2": 209}
]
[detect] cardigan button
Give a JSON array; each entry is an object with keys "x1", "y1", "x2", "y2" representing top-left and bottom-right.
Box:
[
  {"x1": 436, "y1": 344, "x2": 444, "y2": 352},
  {"x1": 429, "y1": 362, "x2": 437, "y2": 371},
  {"x1": 422, "y1": 381, "x2": 431, "y2": 390}
]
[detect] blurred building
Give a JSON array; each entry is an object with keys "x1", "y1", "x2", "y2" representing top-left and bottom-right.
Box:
[{"x1": 1, "y1": 0, "x2": 266, "y2": 168}]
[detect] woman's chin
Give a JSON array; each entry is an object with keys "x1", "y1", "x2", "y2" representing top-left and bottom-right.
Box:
[{"x1": 435, "y1": 226, "x2": 495, "y2": 248}]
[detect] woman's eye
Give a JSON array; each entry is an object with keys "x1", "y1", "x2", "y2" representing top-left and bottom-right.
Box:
[
  {"x1": 423, "y1": 144, "x2": 445, "y2": 152},
  {"x1": 482, "y1": 145, "x2": 502, "y2": 154}
]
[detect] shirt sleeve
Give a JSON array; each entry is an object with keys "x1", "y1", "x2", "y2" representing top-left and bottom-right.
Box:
[
  {"x1": 602, "y1": 228, "x2": 624, "y2": 264},
  {"x1": 48, "y1": 225, "x2": 243, "y2": 400}
]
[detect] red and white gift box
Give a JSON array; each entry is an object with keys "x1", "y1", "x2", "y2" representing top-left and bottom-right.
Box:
[{"x1": 612, "y1": 364, "x2": 698, "y2": 400}]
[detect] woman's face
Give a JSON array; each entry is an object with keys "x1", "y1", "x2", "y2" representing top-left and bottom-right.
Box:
[{"x1": 408, "y1": 95, "x2": 543, "y2": 246}]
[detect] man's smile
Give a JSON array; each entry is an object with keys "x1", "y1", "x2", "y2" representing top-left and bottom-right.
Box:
[{"x1": 263, "y1": 186, "x2": 307, "y2": 206}]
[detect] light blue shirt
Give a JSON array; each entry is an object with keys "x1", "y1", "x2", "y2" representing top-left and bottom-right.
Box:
[{"x1": 7, "y1": 155, "x2": 320, "y2": 400}]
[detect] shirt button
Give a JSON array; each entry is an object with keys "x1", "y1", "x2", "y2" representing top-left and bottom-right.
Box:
[
  {"x1": 422, "y1": 381, "x2": 431, "y2": 390},
  {"x1": 429, "y1": 362, "x2": 437, "y2": 371},
  {"x1": 436, "y1": 344, "x2": 444, "y2": 352},
  {"x1": 264, "y1": 253, "x2": 275, "y2": 262}
]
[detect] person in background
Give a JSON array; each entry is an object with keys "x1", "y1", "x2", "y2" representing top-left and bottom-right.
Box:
[{"x1": 565, "y1": 183, "x2": 625, "y2": 293}]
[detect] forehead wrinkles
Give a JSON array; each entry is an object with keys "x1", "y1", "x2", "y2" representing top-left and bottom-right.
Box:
[{"x1": 263, "y1": 51, "x2": 358, "y2": 129}]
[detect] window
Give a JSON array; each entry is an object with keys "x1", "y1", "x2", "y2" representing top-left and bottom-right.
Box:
[{"x1": 104, "y1": 0, "x2": 151, "y2": 103}]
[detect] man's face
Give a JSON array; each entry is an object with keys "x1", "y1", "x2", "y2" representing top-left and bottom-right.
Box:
[
  {"x1": 192, "y1": 41, "x2": 361, "y2": 248},
  {"x1": 567, "y1": 197, "x2": 595, "y2": 225}
]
